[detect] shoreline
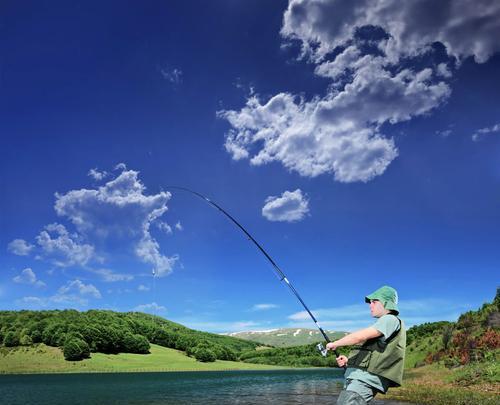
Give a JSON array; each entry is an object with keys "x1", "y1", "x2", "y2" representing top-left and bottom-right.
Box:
[{"x1": 0, "y1": 366, "x2": 334, "y2": 376}]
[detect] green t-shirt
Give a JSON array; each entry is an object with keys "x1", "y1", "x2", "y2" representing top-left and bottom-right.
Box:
[{"x1": 344, "y1": 314, "x2": 400, "y2": 393}]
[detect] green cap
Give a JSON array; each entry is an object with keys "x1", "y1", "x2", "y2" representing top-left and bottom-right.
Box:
[{"x1": 365, "y1": 286, "x2": 399, "y2": 314}]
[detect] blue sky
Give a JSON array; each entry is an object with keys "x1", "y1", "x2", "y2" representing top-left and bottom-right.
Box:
[{"x1": 1, "y1": 0, "x2": 499, "y2": 333}]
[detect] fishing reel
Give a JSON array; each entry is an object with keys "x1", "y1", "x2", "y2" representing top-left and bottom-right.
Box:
[{"x1": 316, "y1": 343, "x2": 328, "y2": 357}]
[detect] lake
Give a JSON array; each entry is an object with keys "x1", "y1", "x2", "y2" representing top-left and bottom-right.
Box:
[{"x1": 0, "y1": 369, "x2": 409, "y2": 404}]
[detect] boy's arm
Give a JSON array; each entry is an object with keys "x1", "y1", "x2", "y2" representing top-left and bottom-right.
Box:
[{"x1": 326, "y1": 327, "x2": 382, "y2": 351}]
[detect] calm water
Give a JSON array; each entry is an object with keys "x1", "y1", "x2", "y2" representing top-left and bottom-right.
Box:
[{"x1": 0, "y1": 369, "x2": 408, "y2": 405}]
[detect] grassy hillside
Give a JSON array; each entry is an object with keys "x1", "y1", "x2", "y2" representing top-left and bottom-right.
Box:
[
  {"x1": 0, "y1": 309, "x2": 259, "y2": 364},
  {"x1": 0, "y1": 343, "x2": 286, "y2": 374},
  {"x1": 384, "y1": 290, "x2": 500, "y2": 404},
  {"x1": 223, "y1": 328, "x2": 347, "y2": 348}
]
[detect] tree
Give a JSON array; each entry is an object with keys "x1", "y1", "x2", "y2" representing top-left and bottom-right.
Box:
[
  {"x1": 63, "y1": 338, "x2": 90, "y2": 361},
  {"x1": 123, "y1": 333, "x2": 150, "y2": 354},
  {"x1": 193, "y1": 346, "x2": 216, "y2": 362},
  {"x1": 3, "y1": 331, "x2": 19, "y2": 347},
  {"x1": 442, "y1": 324, "x2": 454, "y2": 350}
]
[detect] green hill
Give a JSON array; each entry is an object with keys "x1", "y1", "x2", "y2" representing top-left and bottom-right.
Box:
[
  {"x1": 0, "y1": 309, "x2": 261, "y2": 367},
  {"x1": 223, "y1": 328, "x2": 347, "y2": 347},
  {"x1": 404, "y1": 288, "x2": 499, "y2": 374}
]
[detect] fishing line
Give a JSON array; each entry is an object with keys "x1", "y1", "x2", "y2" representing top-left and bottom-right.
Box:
[{"x1": 166, "y1": 186, "x2": 340, "y2": 358}]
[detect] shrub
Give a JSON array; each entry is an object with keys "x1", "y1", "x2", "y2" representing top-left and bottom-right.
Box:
[
  {"x1": 63, "y1": 338, "x2": 90, "y2": 361},
  {"x1": 442, "y1": 325, "x2": 454, "y2": 350},
  {"x1": 19, "y1": 334, "x2": 33, "y2": 346},
  {"x1": 3, "y1": 331, "x2": 19, "y2": 347},
  {"x1": 193, "y1": 346, "x2": 216, "y2": 362}
]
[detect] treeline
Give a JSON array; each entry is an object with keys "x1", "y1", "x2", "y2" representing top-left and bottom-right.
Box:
[
  {"x1": 240, "y1": 343, "x2": 348, "y2": 368},
  {"x1": 0, "y1": 310, "x2": 259, "y2": 362}
]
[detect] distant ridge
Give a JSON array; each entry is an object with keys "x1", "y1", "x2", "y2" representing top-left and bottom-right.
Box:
[{"x1": 221, "y1": 328, "x2": 348, "y2": 347}]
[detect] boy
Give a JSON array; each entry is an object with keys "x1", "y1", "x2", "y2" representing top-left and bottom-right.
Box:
[{"x1": 326, "y1": 286, "x2": 406, "y2": 404}]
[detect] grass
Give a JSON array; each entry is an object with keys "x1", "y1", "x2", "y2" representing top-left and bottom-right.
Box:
[
  {"x1": 384, "y1": 363, "x2": 500, "y2": 405},
  {"x1": 0, "y1": 344, "x2": 288, "y2": 374}
]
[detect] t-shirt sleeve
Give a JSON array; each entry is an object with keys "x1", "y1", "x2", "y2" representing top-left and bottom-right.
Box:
[{"x1": 372, "y1": 315, "x2": 400, "y2": 341}]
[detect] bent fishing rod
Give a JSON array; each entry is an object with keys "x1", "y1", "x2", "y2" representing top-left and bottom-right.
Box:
[{"x1": 167, "y1": 186, "x2": 339, "y2": 358}]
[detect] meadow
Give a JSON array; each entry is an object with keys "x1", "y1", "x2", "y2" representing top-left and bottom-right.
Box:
[{"x1": 0, "y1": 343, "x2": 286, "y2": 374}]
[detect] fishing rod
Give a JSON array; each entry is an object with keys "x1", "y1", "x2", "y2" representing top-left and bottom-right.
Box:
[{"x1": 167, "y1": 186, "x2": 339, "y2": 358}]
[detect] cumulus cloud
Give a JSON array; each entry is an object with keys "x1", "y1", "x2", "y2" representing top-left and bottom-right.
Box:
[
  {"x1": 35, "y1": 223, "x2": 95, "y2": 267},
  {"x1": 175, "y1": 221, "x2": 183, "y2": 231},
  {"x1": 12, "y1": 268, "x2": 46, "y2": 288},
  {"x1": 133, "y1": 302, "x2": 166, "y2": 313},
  {"x1": 58, "y1": 279, "x2": 102, "y2": 299},
  {"x1": 281, "y1": 0, "x2": 500, "y2": 63},
  {"x1": 472, "y1": 123, "x2": 500, "y2": 141},
  {"x1": 262, "y1": 189, "x2": 310, "y2": 222},
  {"x1": 7, "y1": 239, "x2": 34, "y2": 256},
  {"x1": 17, "y1": 279, "x2": 102, "y2": 308},
  {"x1": 54, "y1": 169, "x2": 178, "y2": 277},
  {"x1": 220, "y1": 0, "x2": 500, "y2": 183},
  {"x1": 88, "y1": 168, "x2": 109, "y2": 181}
]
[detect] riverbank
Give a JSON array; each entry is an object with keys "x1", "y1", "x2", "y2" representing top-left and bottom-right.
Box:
[
  {"x1": 0, "y1": 343, "x2": 286, "y2": 374},
  {"x1": 384, "y1": 364, "x2": 499, "y2": 405}
]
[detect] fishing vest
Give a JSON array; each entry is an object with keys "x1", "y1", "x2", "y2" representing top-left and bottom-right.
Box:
[{"x1": 348, "y1": 317, "x2": 406, "y2": 387}]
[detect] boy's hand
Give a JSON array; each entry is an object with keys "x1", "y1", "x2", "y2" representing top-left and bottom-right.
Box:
[
  {"x1": 336, "y1": 355, "x2": 348, "y2": 367},
  {"x1": 326, "y1": 342, "x2": 337, "y2": 351}
]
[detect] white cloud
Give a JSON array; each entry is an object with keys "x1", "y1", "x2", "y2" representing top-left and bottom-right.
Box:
[
  {"x1": 251, "y1": 303, "x2": 279, "y2": 311},
  {"x1": 12, "y1": 268, "x2": 46, "y2": 288},
  {"x1": 7, "y1": 239, "x2": 34, "y2": 256},
  {"x1": 138, "y1": 284, "x2": 150, "y2": 292},
  {"x1": 114, "y1": 162, "x2": 127, "y2": 171},
  {"x1": 472, "y1": 123, "x2": 500, "y2": 141},
  {"x1": 281, "y1": 0, "x2": 500, "y2": 64},
  {"x1": 35, "y1": 223, "x2": 95, "y2": 267},
  {"x1": 156, "y1": 221, "x2": 173, "y2": 234},
  {"x1": 436, "y1": 129, "x2": 452, "y2": 137},
  {"x1": 133, "y1": 302, "x2": 166, "y2": 313},
  {"x1": 173, "y1": 318, "x2": 262, "y2": 333},
  {"x1": 57, "y1": 279, "x2": 102, "y2": 299},
  {"x1": 91, "y1": 268, "x2": 134, "y2": 282},
  {"x1": 16, "y1": 279, "x2": 102, "y2": 309},
  {"x1": 437, "y1": 63, "x2": 452, "y2": 78},
  {"x1": 262, "y1": 189, "x2": 310, "y2": 222},
  {"x1": 135, "y1": 236, "x2": 179, "y2": 277},
  {"x1": 159, "y1": 67, "x2": 183, "y2": 85},
  {"x1": 287, "y1": 298, "x2": 472, "y2": 332},
  {"x1": 220, "y1": 0, "x2": 500, "y2": 183},
  {"x1": 53, "y1": 169, "x2": 178, "y2": 277},
  {"x1": 88, "y1": 168, "x2": 108, "y2": 181},
  {"x1": 175, "y1": 221, "x2": 183, "y2": 231},
  {"x1": 18, "y1": 296, "x2": 48, "y2": 307}
]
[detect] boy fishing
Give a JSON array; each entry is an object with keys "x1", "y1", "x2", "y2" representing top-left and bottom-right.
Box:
[{"x1": 327, "y1": 286, "x2": 406, "y2": 404}]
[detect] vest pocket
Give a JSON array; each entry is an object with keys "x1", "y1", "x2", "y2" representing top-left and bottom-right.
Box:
[{"x1": 349, "y1": 347, "x2": 372, "y2": 369}]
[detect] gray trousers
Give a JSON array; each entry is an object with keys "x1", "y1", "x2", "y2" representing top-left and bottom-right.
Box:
[{"x1": 337, "y1": 379, "x2": 378, "y2": 404}]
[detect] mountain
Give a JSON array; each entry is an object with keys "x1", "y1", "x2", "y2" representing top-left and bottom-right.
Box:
[{"x1": 222, "y1": 328, "x2": 348, "y2": 347}]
